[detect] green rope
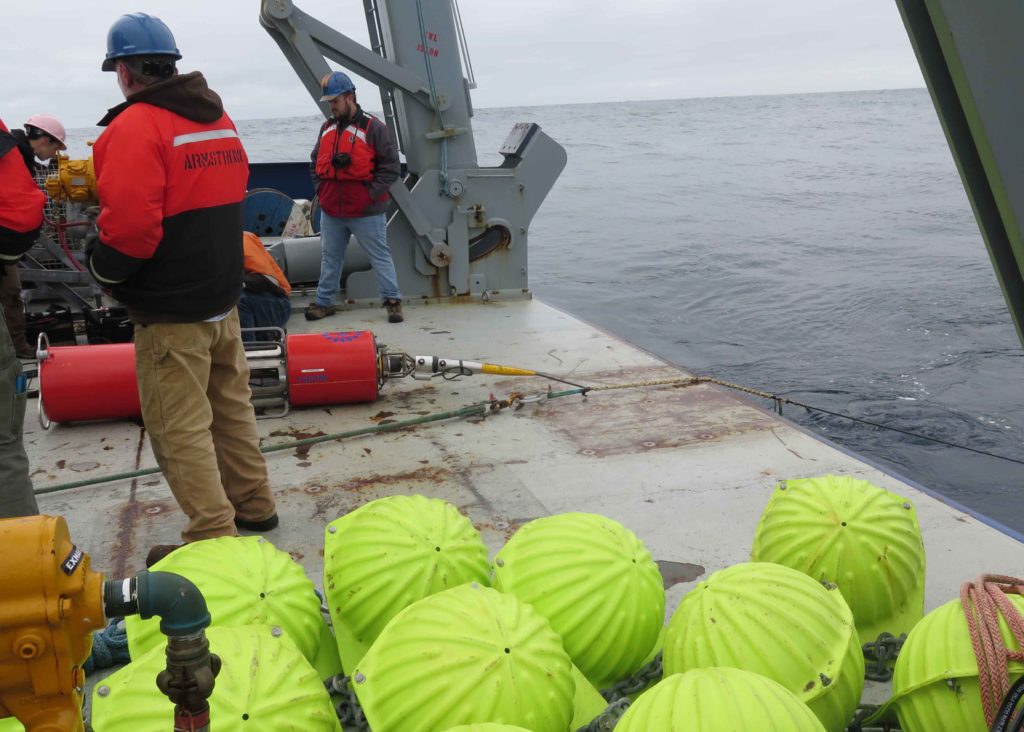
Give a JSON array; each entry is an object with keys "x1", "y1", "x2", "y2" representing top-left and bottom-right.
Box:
[{"x1": 34, "y1": 399, "x2": 492, "y2": 496}]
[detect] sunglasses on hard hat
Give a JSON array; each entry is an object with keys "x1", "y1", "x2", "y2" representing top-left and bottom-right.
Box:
[{"x1": 25, "y1": 127, "x2": 58, "y2": 144}]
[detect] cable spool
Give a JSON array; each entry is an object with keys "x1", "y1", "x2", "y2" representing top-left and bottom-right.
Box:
[
  {"x1": 491, "y1": 512, "x2": 664, "y2": 688},
  {"x1": 323, "y1": 495, "x2": 490, "y2": 671},
  {"x1": 243, "y1": 187, "x2": 301, "y2": 238},
  {"x1": 751, "y1": 475, "x2": 925, "y2": 641},
  {"x1": 92, "y1": 625, "x2": 337, "y2": 731},
  {"x1": 616, "y1": 668, "x2": 826, "y2": 731},
  {"x1": 664, "y1": 562, "x2": 863, "y2": 732},
  {"x1": 352, "y1": 584, "x2": 575, "y2": 732}
]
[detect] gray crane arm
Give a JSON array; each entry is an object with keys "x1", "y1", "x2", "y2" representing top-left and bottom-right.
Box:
[{"x1": 897, "y1": 0, "x2": 1024, "y2": 346}]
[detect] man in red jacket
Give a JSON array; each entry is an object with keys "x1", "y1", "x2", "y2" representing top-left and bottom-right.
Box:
[
  {"x1": 306, "y1": 71, "x2": 404, "y2": 323},
  {"x1": 87, "y1": 13, "x2": 278, "y2": 565},
  {"x1": 0, "y1": 116, "x2": 44, "y2": 518}
]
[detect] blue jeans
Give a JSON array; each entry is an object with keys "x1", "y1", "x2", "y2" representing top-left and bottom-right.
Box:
[
  {"x1": 238, "y1": 291, "x2": 292, "y2": 342},
  {"x1": 316, "y1": 212, "x2": 401, "y2": 306}
]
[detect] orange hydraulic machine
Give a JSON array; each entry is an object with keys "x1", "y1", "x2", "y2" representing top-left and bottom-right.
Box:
[{"x1": 0, "y1": 515, "x2": 218, "y2": 731}]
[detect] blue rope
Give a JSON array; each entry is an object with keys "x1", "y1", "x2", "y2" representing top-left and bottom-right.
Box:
[{"x1": 85, "y1": 618, "x2": 130, "y2": 674}]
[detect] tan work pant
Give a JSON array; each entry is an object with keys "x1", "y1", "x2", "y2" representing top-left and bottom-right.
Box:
[{"x1": 135, "y1": 310, "x2": 276, "y2": 542}]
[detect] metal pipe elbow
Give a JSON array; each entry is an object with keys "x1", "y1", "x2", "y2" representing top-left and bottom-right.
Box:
[{"x1": 103, "y1": 570, "x2": 211, "y2": 637}]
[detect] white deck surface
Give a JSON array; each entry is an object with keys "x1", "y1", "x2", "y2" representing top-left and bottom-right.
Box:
[{"x1": 25, "y1": 297, "x2": 1024, "y2": 620}]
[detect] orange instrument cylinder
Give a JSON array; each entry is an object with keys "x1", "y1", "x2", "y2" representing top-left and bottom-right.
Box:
[
  {"x1": 286, "y1": 331, "x2": 380, "y2": 406},
  {"x1": 38, "y1": 343, "x2": 141, "y2": 424},
  {"x1": 0, "y1": 515, "x2": 106, "y2": 732}
]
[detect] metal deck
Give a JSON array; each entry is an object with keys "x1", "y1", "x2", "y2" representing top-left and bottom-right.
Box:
[{"x1": 25, "y1": 297, "x2": 1024, "y2": 617}]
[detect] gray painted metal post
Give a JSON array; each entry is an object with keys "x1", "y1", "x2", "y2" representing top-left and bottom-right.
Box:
[
  {"x1": 375, "y1": 0, "x2": 478, "y2": 174},
  {"x1": 896, "y1": 0, "x2": 1024, "y2": 347}
]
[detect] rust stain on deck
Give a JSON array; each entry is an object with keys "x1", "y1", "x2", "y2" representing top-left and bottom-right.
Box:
[
  {"x1": 337, "y1": 465, "x2": 451, "y2": 493},
  {"x1": 496, "y1": 365, "x2": 776, "y2": 458},
  {"x1": 112, "y1": 430, "x2": 160, "y2": 577},
  {"x1": 285, "y1": 466, "x2": 457, "y2": 523},
  {"x1": 473, "y1": 517, "x2": 529, "y2": 544},
  {"x1": 268, "y1": 427, "x2": 327, "y2": 459}
]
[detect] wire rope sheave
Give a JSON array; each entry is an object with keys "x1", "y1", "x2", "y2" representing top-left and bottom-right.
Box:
[
  {"x1": 491, "y1": 512, "x2": 665, "y2": 689},
  {"x1": 127, "y1": 536, "x2": 339, "y2": 679},
  {"x1": 615, "y1": 668, "x2": 826, "y2": 731},
  {"x1": 351, "y1": 584, "x2": 575, "y2": 732},
  {"x1": 91, "y1": 624, "x2": 338, "y2": 731},
  {"x1": 867, "y1": 577, "x2": 1024, "y2": 732},
  {"x1": 323, "y1": 494, "x2": 490, "y2": 672},
  {"x1": 243, "y1": 187, "x2": 308, "y2": 238},
  {"x1": 664, "y1": 561, "x2": 864, "y2": 732},
  {"x1": 751, "y1": 474, "x2": 926, "y2": 642}
]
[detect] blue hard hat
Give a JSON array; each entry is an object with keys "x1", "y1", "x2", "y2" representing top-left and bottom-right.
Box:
[
  {"x1": 102, "y1": 13, "x2": 181, "y2": 72},
  {"x1": 319, "y1": 71, "x2": 356, "y2": 101}
]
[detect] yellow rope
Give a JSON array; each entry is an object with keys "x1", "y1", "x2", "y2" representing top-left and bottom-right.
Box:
[{"x1": 582, "y1": 375, "x2": 778, "y2": 400}]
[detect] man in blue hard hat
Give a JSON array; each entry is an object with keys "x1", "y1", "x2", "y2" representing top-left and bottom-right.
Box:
[
  {"x1": 87, "y1": 12, "x2": 278, "y2": 566},
  {"x1": 306, "y1": 70, "x2": 404, "y2": 323}
]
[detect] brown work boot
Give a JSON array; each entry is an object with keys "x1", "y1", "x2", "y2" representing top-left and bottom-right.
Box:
[
  {"x1": 384, "y1": 298, "x2": 404, "y2": 323},
  {"x1": 145, "y1": 544, "x2": 184, "y2": 568},
  {"x1": 14, "y1": 342, "x2": 35, "y2": 360},
  {"x1": 304, "y1": 302, "x2": 337, "y2": 321}
]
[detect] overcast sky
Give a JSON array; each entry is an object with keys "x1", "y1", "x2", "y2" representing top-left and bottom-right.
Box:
[{"x1": 2, "y1": 1, "x2": 924, "y2": 130}]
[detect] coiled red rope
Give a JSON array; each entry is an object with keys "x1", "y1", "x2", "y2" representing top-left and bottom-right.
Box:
[{"x1": 960, "y1": 574, "x2": 1024, "y2": 726}]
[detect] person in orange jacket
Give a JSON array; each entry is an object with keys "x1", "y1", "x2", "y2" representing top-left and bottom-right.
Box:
[
  {"x1": 86, "y1": 13, "x2": 278, "y2": 565},
  {"x1": 0, "y1": 116, "x2": 45, "y2": 517},
  {"x1": 239, "y1": 231, "x2": 292, "y2": 341}
]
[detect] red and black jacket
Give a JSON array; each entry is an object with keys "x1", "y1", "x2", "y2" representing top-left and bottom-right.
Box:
[
  {"x1": 0, "y1": 118, "x2": 45, "y2": 261},
  {"x1": 88, "y1": 72, "x2": 249, "y2": 323},
  {"x1": 309, "y1": 106, "x2": 400, "y2": 219}
]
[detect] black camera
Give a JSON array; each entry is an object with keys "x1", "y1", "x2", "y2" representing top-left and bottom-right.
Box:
[{"x1": 331, "y1": 152, "x2": 352, "y2": 169}]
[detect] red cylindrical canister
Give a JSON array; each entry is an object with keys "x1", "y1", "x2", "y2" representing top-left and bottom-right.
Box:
[
  {"x1": 286, "y1": 331, "x2": 380, "y2": 406},
  {"x1": 39, "y1": 344, "x2": 141, "y2": 423}
]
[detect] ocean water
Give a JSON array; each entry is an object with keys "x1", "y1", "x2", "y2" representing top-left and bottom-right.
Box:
[{"x1": 66, "y1": 89, "x2": 1024, "y2": 531}]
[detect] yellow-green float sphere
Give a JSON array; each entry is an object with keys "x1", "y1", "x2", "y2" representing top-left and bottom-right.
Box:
[
  {"x1": 492, "y1": 512, "x2": 664, "y2": 688},
  {"x1": 617, "y1": 668, "x2": 826, "y2": 731},
  {"x1": 664, "y1": 561, "x2": 863, "y2": 732}
]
